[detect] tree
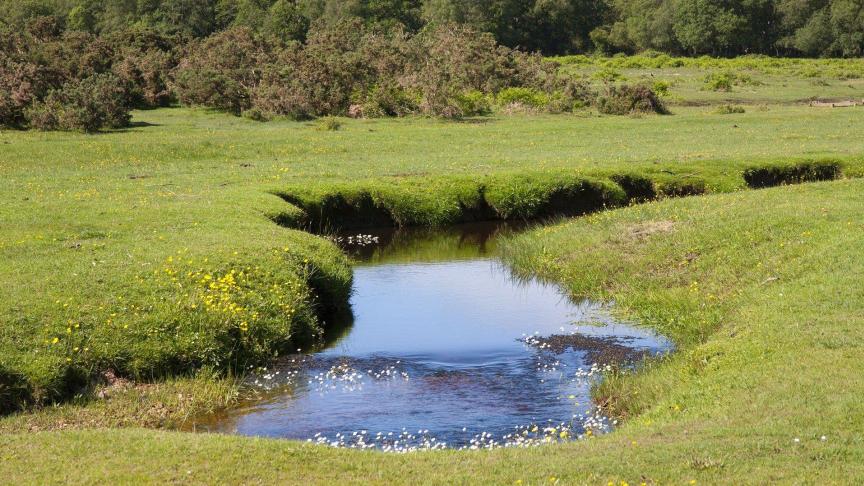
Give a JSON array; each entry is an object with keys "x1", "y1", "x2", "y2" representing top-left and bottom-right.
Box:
[
  {"x1": 672, "y1": 0, "x2": 746, "y2": 55},
  {"x1": 262, "y1": 0, "x2": 309, "y2": 41}
]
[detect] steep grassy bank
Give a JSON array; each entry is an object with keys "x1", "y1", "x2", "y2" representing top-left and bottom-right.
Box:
[
  {"x1": 2, "y1": 179, "x2": 862, "y2": 484},
  {"x1": 275, "y1": 159, "x2": 843, "y2": 232}
]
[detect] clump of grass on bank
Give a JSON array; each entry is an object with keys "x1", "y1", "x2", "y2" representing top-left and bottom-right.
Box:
[{"x1": 713, "y1": 104, "x2": 746, "y2": 115}]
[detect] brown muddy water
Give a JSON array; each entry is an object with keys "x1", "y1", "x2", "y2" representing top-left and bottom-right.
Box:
[{"x1": 192, "y1": 222, "x2": 670, "y2": 451}]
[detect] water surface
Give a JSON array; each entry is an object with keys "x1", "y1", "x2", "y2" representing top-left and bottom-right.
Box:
[{"x1": 197, "y1": 223, "x2": 669, "y2": 450}]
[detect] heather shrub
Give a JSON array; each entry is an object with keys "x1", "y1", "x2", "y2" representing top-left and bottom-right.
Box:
[
  {"x1": 252, "y1": 20, "x2": 388, "y2": 119},
  {"x1": 278, "y1": 19, "x2": 377, "y2": 116},
  {"x1": 405, "y1": 25, "x2": 524, "y2": 117},
  {"x1": 242, "y1": 107, "x2": 269, "y2": 122}
]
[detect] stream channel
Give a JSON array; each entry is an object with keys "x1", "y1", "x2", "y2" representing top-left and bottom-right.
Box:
[{"x1": 194, "y1": 222, "x2": 670, "y2": 451}]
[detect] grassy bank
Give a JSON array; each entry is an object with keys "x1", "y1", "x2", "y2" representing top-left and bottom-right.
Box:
[{"x1": 2, "y1": 179, "x2": 863, "y2": 484}]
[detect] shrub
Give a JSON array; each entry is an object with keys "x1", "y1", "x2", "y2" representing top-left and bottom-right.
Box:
[
  {"x1": 714, "y1": 104, "x2": 746, "y2": 114},
  {"x1": 496, "y1": 87, "x2": 549, "y2": 109},
  {"x1": 405, "y1": 24, "x2": 552, "y2": 118},
  {"x1": 652, "y1": 80, "x2": 672, "y2": 97},
  {"x1": 453, "y1": 90, "x2": 491, "y2": 117},
  {"x1": 0, "y1": 55, "x2": 44, "y2": 128},
  {"x1": 26, "y1": 73, "x2": 131, "y2": 132},
  {"x1": 356, "y1": 84, "x2": 419, "y2": 118},
  {"x1": 592, "y1": 67, "x2": 623, "y2": 83},
  {"x1": 550, "y1": 78, "x2": 594, "y2": 112},
  {"x1": 703, "y1": 71, "x2": 735, "y2": 91},
  {"x1": 596, "y1": 84, "x2": 669, "y2": 115},
  {"x1": 743, "y1": 160, "x2": 842, "y2": 188},
  {"x1": 315, "y1": 116, "x2": 342, "y2": 131},
  {"x1": 252, "y1": 20, "x2": 390, "y2": 119},
  {"x1": 173, "y1": 28, "x2": 272, "y2": 115},
  {"x1": 242, "y1": 107, "x2": 269, "y2": 122},
  {"x1": 106, "y1": 28, "x2": 182, "y2": 108}
]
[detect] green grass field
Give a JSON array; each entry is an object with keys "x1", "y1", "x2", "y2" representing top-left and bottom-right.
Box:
[
  {"x1": 2, "y1": 58, "x2": 864, "y2": 483},
  {"x1": 3, "y1": 180, "x2": 863, "y2": 484}
]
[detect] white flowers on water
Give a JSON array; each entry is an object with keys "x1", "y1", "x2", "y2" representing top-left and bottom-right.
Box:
[
  {"x1": 307, "y1": 405, "x2": 613, "y2": 453},
  {"x1": 327, "y1": 234, "x2": 380, "y2": 247},
  {"x1": 573, "y1": 363, "x2": 613, "y2": 380},
  {"x1": 248, "y1": 358, "x2": 409, "y2": 393}
]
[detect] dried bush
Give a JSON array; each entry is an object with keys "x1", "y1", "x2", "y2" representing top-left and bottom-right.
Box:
[
  {"x1": 403, "y1": 25, "x2": 521, "y2": 117},
  {"x1": 0, "y1": 55, "x2": 45, "y2": 128}
]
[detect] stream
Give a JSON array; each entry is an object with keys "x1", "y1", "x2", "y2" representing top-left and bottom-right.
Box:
[{"x1": 193, "y1": 222, "x2": 670, "y2": 451}]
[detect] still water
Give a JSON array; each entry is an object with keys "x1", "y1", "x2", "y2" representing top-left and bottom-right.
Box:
[{"x1": 196, "y1": 223, "x2": 669, "y2": 450}]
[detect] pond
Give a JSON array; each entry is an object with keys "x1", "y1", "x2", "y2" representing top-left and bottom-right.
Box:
[{"x1": 193, "y1": 222, "x2": 670, "y2": 451}]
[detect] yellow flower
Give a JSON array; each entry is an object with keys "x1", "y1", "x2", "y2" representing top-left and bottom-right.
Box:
[{"x1": 51, "y1": 337, "x2": 59, "y2": 344}]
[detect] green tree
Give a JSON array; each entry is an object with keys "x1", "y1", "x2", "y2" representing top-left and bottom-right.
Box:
[
  {"x1": 263, "y1": 0, "x2": 308, "y2": 41},
  {"x1": 672, "y1": 0, "x2": 745, "y2": 55}
]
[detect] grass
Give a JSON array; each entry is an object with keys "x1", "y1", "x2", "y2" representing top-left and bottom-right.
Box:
[
  {"x1": 2, "y1": 56, "x2": 864, "y2": 482},
  {"x1": 553, "y1": 54, "x2": 864, "y2": 106},
  {"x1": 2, "y1": 179, "x2": 864, "y2": 483},
  {"x1": 4, "y1": 103, "x2": 862, "y2": 408}
]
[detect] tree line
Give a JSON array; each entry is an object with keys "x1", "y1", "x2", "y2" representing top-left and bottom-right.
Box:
[{"x1": 2, "y1": 0, "x2": 863, "y2": 57}]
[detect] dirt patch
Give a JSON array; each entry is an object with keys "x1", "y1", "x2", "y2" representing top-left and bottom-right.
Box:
[
  {"x1": 524, "y1": 333, "x2": 650, "y2": 365},
  {"x1": 627, "y1": 220, "x2": 676, "y2": 240},
  {"x1": 809, "y1": 99, "x2": 863, "y2": 108},
  {"x1": 96, "y1": 369, "x2": 134, "y2": 399}
]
